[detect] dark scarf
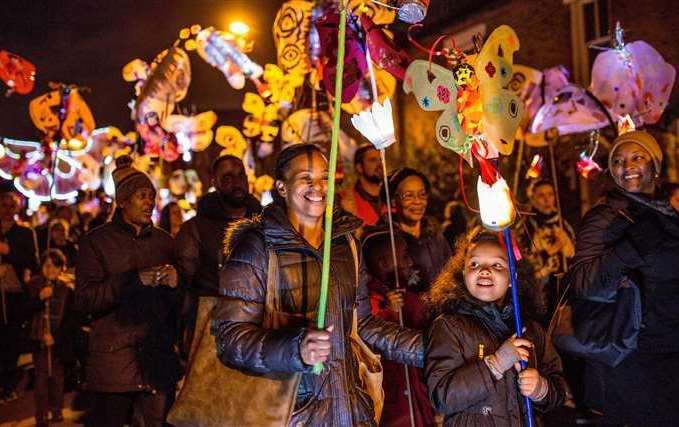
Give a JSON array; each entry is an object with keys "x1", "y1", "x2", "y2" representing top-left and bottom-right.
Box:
[{"x1": 454, "y1": 296, "x2": 514, "y2": 340}]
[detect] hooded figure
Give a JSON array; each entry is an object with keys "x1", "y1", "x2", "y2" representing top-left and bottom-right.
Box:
[{"x1": 569, "y1": 130, "x2": 679, "y2": 425}]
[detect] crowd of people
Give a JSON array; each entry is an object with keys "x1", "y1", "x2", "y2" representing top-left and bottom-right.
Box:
[{"x1": 0, "y1": 129, "x2": 678, "y2": 426}]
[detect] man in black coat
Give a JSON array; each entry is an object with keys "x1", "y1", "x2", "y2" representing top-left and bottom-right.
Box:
[
  {"x1": 0, "y1": 192, "x2": 38, "y2": 402},
  {"x1": 74, "y1": 156, "x2": 181, "y2": 427},
  {"x1": 175, "y1": 155, "x2": 260, "y2": 358}
]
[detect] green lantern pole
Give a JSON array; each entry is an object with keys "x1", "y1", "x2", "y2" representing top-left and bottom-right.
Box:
[{"x1": 314, "y1": 2, "x2": 347, "y2": 375}]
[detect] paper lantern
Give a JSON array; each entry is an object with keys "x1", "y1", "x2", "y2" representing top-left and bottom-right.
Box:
[
  {"x1": 0, "y1": 50, "x2": 36, "y2": 95},
  {"x1": 350, "y1": 98, "x2": 395, "y2": 150},
  {"x1": 133, "y1": 47, "x2": 191, "y2": 124},
  {"x1": 531, "y1": 84, "x2": 610, "y2": 135},
  {"x1": 196, "y1": 27, "x2": 263, "y2": 89},
  {"x1": 215, "y1": 126, "x2": 248, "y2": 159},
  {"x1": 477, "y1": 175, "x2": 515, "y2": 231},
  {"x1": 29, "y1": 87, "x2": 95, "y2": 142},
  {"x1": 163, "y1": 110, "x2": 217, "y2": 152},
  {"x1": 474, "y1": 25, "x2": 523, "y2": 156},
  {"x1": 590, "y1": 40, "x2": 675, "y2": 125},
  {"x1": 403, "y1": 60, "x2": 470, "y2": 158},
  {"x1": 273, "y1": 1, "x2": 314, "y2": 75}
]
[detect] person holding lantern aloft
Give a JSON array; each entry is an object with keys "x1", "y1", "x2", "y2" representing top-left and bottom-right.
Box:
[
  {"x1": 425, "y1": 228, "x2": 568, "y2": 426},
  {"x1": 569, "y1": 130, "x2": 679, "y2": 425}
]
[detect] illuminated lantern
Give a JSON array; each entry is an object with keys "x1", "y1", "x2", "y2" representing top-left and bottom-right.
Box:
[
  {"x1": 531, "y1": 84, "x2": 610, "y2": 135},
  {"x1": 590, "y1": 23, "x2": 676, "y2": 125},
  {"x1": 242, "y1": 93, "x2": 280, "y2": 142},
  {"x1": 133, "y1": 47, "x2": 191, "y2": 124},
  {"x1": 403, "y1": 61, "x2": 470, "y2": 160},
  {"x1": 360, "y1": 14, "x2": 410, "y2": 80},
  {"x1": 273, "y1": 1, "x2": 314, "y2": 75},
  {"x1": 397, "y1": 0, "x2": 429, "y2": 24},
  {"x1": 29, "y1": 86, "x2": 95, "y2": 142},
  {"x1": 477, "y1": 175, "x2": 516, "y2": 231},
  {"x1": 350, "y1": 97, "x2": 395, "y2": 150},
  {"x1": 0, "y1": 50, "x2": 36, "y2": 95},
  {"x1": 474, "y1": 25, "x2": 523, "y2": 156},
  {"x1": 215, "y1": 126, "x2": 248, "y2": 159},
  {"x1": 316, "y1": 9, "x2": 367, "y2": 103},
  {"x1": 196, "y1": 27, "x2": 263, "y2": 90},
  {"x1": 163, "y1": 110, "x2": 217, "y2": 152},
  {"x1": 524, "y1": 154, "x2": 543, "y2": 179}
]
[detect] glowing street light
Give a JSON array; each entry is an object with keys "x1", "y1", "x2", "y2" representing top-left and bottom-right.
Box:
[{"x1": 229, "y1": 21, "x2": 250, "y2": 36}]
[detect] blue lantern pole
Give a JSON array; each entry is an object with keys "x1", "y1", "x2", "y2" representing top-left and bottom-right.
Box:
[{"x1": 503, "y1": 227, "x2": 535, "y2": 427}]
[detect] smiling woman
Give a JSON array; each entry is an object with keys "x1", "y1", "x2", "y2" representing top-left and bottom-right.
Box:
[
  {"x1": 211, "y1": 142, "x2": 424, "y2": 426},
  {"x1": 570, "y1": 129, "x2": 679, "y2": 425}
]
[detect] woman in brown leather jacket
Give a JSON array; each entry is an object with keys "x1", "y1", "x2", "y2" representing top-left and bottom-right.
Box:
[
  {"x1": 425, "y1": 230, "x2": 568, "y2": 426},
  {"x1": 213, "y1": 144, "x2": 423, "y2": 426}
]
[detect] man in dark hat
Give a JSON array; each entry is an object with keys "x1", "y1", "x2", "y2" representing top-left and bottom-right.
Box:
[{"x1": 74, "y1": 156, "x2": 181, "y2": 427}]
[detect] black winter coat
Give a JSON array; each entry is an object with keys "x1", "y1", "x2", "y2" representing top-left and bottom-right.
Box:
[
  {"x1": 73, "y1": 212, "x2": 181, "y2": 393},
  {"x1": 212, "y1": 204, "x2": 423, "y2": 426},
  {"x1": 426, "y1": 299, "x2": 567, "y2": 427},
  {"x1": 569, "y1": 188, "x2": 679, "y2": 353},
  {"x1": 568, "y1": 188, "x2": 679, "y2": 425},
  {"x1": 1, "y1": 223, "x2": 39, "y2": 283},
  {"x1": 26, "y1": 275, "x2": 74, "y2": 345},
  {"x1": 175, "y1": 191, "x2": 261, "y2": 296}
]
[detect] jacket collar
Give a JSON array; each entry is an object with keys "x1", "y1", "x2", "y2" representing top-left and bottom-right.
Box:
[
  {"x1": 222, "y1": 203, "x2": 362, "y2": 261},
  {"x1": 453, "y1": 296, "x2": 513, "y2": 340},
  {"x1": 262, "y1": 203, "x2": 361, "y2": 251},
  {"x1": 609, "y1": 187, "x2": 678, "y2": 218},
  {"x1": 112, "y1": 209, "x2": 153, "y2": 238}
]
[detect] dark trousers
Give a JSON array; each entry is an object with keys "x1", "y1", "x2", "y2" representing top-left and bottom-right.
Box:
[
  {"x1": 1, "y1": 323, "x2": 24, "y2": 394},
  {"x1": 88, "y1": 390, "x2": 174, "y2": 427},
  {"x1": 33, "y1": 347, "x2": 65, "y2": 422},
  {"x1": 604, "y1": 351, "x2": 679, "y2": 426}
]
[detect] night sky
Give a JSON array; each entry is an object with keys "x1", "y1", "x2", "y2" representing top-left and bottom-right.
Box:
[{"x1": 0, "y1": 0, "x2": 284, "y2": 140}]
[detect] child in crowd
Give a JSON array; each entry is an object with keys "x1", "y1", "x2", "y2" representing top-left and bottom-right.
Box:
[
  {"x1": 425, "y1": 229, "x2": 568, "y2": 426},
  {"x1": 362, "y1": 230, "x2": 436, "y2": 426},
  {"x1": 27, "y1": 249, "x2": 74, "y2": 427}
]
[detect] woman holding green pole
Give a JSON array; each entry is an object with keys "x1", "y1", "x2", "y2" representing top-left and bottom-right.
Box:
[{"x1": 213, "y1": 144, "x2": 423, "y2": 426}]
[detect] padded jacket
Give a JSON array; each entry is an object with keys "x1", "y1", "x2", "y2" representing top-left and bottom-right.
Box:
[
  {"x1": 73, "y1": 212, "x2": 181, "y2": 392},
  {"x1": 212, "y1": 204, "x2": 423, "y2": 426},
  {"x1": 569, "y1": 188, "x2": 679, "y2": 353},
  {"x1": 426, "y1": 299, "x2": 567, "y2": 426}
]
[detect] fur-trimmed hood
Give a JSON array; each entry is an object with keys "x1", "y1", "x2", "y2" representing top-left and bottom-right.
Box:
[{"x1": 222, "y1": 203, "x2": 362, "y2": 262}]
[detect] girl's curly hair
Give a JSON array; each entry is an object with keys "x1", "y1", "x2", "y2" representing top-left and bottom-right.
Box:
[{"x1": 425, "y1": 227, "x2": 539, "y2": 322}]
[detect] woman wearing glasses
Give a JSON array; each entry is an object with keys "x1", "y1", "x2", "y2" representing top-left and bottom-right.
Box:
[
  {"x1": 381, "y1": 168, "x2": 452, "y2": 292},
  {"x1": 363, "y1": 167, "x2": 452, "y2": 426}
]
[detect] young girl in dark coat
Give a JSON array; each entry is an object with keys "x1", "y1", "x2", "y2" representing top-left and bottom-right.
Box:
[{"x1": 425, "y1": 229, "x2": 568, "y2": 426}]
